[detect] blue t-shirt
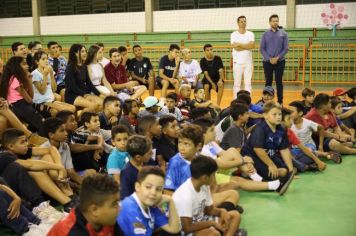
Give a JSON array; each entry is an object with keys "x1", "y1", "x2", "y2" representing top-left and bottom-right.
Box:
[
  {"x1": 120, "y1": 162, "x2": 139, "y2": 200},
  {"x1": 107, "y1": 149, "x2": 129, "y2": 175},
  {"x1": 242, "y1": 119, "x2": 289, "y2": 159},
  {"x1": 249, "y1": 104, "x2": 264, "y2": 114},
  {"x1": 118, "y1": 193, "x2": 168, "y2": 235},
  {"x1": 164, "y1": 153, "x2": 191, "y2": 191}
]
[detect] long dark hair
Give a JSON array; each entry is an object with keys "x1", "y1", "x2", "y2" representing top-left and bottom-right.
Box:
[
  {"x1": 68, "y1": 44, "x2": 85, "y2": 67},
  {"x1": 0, "y1": 56, "x2": 29, "y2": 99},
  {"x1": 32, "y1": 50, "x2": 47, "y2": 70},
  {"x1": 84, "y1": 45, "x2": 100, "y2": 65}
]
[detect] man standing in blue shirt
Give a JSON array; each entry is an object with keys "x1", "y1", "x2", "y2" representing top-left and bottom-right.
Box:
[{"x1": 260, "y1": 14, "x2": 289, "y2": 105}]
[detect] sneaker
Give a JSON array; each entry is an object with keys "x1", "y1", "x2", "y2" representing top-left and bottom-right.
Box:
[
  {"x1": 32, "y1": 201, "x2": 65, "y2": 224},
  {"x1": 23, "y1": 223, "x2": 52, "y2": 236},
  {"x1": 276, "y1": 170, "x2": 295, "y2": 196}
]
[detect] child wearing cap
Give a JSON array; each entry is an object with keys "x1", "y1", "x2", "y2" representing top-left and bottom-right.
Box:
[
  {"x1": 333, "y1": 88, "x2": 356, "y2": 130},
  {"x1": 138, "y1": 96, "x2": 164, "y2": 118},
  {"x1": 255, "y1": 86, "x2": 274, "y2": 108}
]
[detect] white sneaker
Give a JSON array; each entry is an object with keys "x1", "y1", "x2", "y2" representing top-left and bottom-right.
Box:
[
  {"x1": 32, "y1": 201, "x2": 65, "y2": 224},
  {"x1": 23, "y1": 223, "x2": 52, "y2": 236}
]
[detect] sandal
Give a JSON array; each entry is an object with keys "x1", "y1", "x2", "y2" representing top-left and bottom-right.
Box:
[
  {"x1": 235, "y1": 228, "x2": 248, "y2": 236},
  {"x1": 328, "y1": 152, "x2": 342, "y2": 164}
]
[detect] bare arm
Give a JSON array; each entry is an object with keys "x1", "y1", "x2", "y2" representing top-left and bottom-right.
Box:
[
  {"x1": 160, "y1": 196, "x2": 180, "y2": 233},
  {"x1": 15, "y1": 159, "x2": 64, "y2": 171},
  {"x1": 16, "y1": 85, "x2": 33, "y2": 103}
]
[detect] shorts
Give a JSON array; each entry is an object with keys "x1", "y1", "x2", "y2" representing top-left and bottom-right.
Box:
[
  {"x1": 33, "y1": 103, "x2": 52, "y2": 118},
  {"x1": 251, "y1": 153, "x2": 287, "y2": 181},
  {"x1": 156, "y1": 76, "x2": 177, "y2": 89},
  {"x1": 314, "y1": 136, "x2": 332, "y2": 152},
  {"x1": 56, "y1": 83, "x2": 65, "y2": 94},
  {"x1": 202, "y1": 78, "x2": 223, "y2": 92}
]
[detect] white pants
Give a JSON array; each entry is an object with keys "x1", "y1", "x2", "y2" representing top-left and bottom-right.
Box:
[{"x1": 233, "y1": 62, "x2": 253, "y2": 98}]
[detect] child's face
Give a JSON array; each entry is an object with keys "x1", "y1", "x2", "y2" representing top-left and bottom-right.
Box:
[
  {"x1": 110, "y1": 52, "x2": 122, "y2": 66},
  {"x1": 94, "y1": 193, "x2": 120, "y2": 226},
  {"x1": 204, "y1": 126, "x2": 216, "y2": 143},
  {"x1": 183, "y1": 50, "x2": 192, "y2": 61},
  {"x1": 178, "y1": 137, "x2": 200, "y2": 161},
  {"x1": 305, "y1": 95, "x2": 315, "y2": 104},
  {"x1": 333, "y1": 103, "x2": 343, "y2": 115},
  {"x1": 97, "y1": 47, "x2": 104, "y2": 60},
  {"x1": 194, "y1": 89, "x2": 205, "y2": 100},
  {"x1": 282, "y1": 115, "x2": 293, "y2": 128},
  {"x1": 85, "y1": 115, "x2": 100, "y2": 132},
  {"x1": 264, "y1": 108, "x2": 282, "y2": 126},
  {"x1": 289, "y1": 106, "x2": 300, "y2": 121},
  {"x1": 9, "y1": 135, "x2": 28, "y2": 155},
  {"x1": 320, "y1": 101, "x2": 331, "y2": 112},
  {"x1": 65, "y1": 115, "x2": 78, "y2": 132},
  {"x1": 37, "y1": 54, "x2": 49, "y2": 68},
  {"x1": 130, "y1": 102, "x2": 140, "y2": 115},
  {"x1": 20, "y1": 59, "x2": 29, "y2": 73},
  {"x1": 133, "y1": 47, "x2": 142, "y2": 58},
  {"x1": 106, "y1": 101, "x2": 121, "y2": 117},
  {"x1": 240, "y1": 112, "x2": 249, "y2": 123},
  {"x1": 149, "y1": 121, "x2": 162, "y2": 137},
  {"x1": 113, "y1": 132, "x2": 129, "y2": 151},
  {"x1": 262, "y1": 93, "x2": 273, "y2": 102},
  {"x1": 180, "y1": 88, "x2": 191, "y2": 99},
  {"x1": 166, "y1": 98, "x2": 176, "y2": 110},
  {"x1": 135, "y1": 174, "x2": 164, "y2": 207},
  {"x1": 162, "y1": 120, "x2": 179, "y2": 139},
  {"x1": 51, "y1": 124, "x2": 68, "y2": 142}
]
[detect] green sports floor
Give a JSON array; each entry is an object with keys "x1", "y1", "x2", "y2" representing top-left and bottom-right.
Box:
[
  {"x1": 1, "y1": 156, "x2": 356, "y2": 236},
  {"x1": 239, "y1": 155, "x2": 356, "y2": 236}
]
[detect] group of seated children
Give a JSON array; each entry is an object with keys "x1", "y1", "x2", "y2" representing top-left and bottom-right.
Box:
[{"x1": 0, "y1": 40, "x2": 356, "y2": 235}]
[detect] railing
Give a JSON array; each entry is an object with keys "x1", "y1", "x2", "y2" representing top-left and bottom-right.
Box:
[{"x1": 309, "y1": 44, "x2": 356, "y2": 85}]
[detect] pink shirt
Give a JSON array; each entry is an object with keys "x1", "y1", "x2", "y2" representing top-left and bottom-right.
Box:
[{"x1": 7, "y1": 76, "x2": 24, "y2": 104}]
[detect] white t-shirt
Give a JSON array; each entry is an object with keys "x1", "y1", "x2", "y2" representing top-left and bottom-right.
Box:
[
  {"x1": 173, "y1": 178, "x2": 213, "y2": 223},
  {"x1": 31, "y1": 69, "x2": 55, "y2": 104},
  {"x1": 99, "y1": 57, "x2": 110, "y2": 67},
  {"x1": 201, "y1": 141, "x2": 223, "y2": 160},
  {"x1": 291, "y1": 118, "x2": 319, "y2": 146},
  {"x1": 230, "y1": 30, "x2": 255, "y2": 64},
  {"x1": 178, "y1": 60, "x2": 202, "y2": 84}
]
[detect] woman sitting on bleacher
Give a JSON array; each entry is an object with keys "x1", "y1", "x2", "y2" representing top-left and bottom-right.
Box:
[{"x1": 64, "y1": 44, "x2": 103, "y2": 112}]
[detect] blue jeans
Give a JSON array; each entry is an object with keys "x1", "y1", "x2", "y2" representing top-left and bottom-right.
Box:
[
  {"x1": 0, "y1": 190, "x2": 40, "y2": 234},
  {"x1": 291, "y1": 143, "x2": 317, "y2": 172}
]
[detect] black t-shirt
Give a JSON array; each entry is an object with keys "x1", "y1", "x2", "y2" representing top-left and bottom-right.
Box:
[
  {"x1": 0, "y1": 152, "x2": 17, "y2": 175},
  {"x1": 128, "y1": 57, "x2": 153, "y2": 79},
  {"x1": 156, "y1": 135, "x2": 178, "y2": 162},
  {"x1": 159, "y1": 55, "x2": 176, "y2": 78},
  {"x1": 200, "y1": 56, "x2": 224, "y2": 83}
]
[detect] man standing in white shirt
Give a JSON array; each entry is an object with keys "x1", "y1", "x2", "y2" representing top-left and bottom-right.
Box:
[{"x1": 231, "y1": 16, "x2": 255, "y2": 98}]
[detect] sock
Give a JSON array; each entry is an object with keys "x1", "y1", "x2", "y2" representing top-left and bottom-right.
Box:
[
  {"x1": 268, "y1": 180, "x2": 281, "y2": 190},
  {"x1": 249, "y1": 173, "x2": 263, "y2": 182},
  {"x1": 218, "y1": 202, "x2": 236, "y2": 211}
]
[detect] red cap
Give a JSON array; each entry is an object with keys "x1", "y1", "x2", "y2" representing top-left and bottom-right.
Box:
[{"x1": 333, "y1": 88, "x2": 347, "y2": 96}]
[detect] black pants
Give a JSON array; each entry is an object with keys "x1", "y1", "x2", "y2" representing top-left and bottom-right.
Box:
[
  {"x1": 10, "y1": 99, "x2": 44, "y2": 133},
  {"x1": 1, "y1": 162, "x2": 44, "y2": 208},
  {"x1": 263, "y1": 60, "x2": 286, "y2": 104}
]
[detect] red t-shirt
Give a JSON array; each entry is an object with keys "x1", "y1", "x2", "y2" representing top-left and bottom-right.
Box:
[
  {"x1": 305, "y1": 108, "x2": 337, "y2": 130},
  {"x1": 104, "y1": 62, "x2": 128, "y2": 85},
  {"x1": 287, "y1": 128, "x2": 301, "y2": 146}
]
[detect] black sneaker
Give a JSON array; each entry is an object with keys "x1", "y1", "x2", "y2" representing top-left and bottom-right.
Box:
[
  {"x1": 235, "y1": 205, "x2": 244, "y2": 214},
  {"x1": 276, "y1": 170, "x2": 295, "y2": 196}
]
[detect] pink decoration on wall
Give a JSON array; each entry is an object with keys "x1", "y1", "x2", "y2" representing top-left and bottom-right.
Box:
[{"x1": 321, "y1": 3, "x2": 348, "y2": 28}]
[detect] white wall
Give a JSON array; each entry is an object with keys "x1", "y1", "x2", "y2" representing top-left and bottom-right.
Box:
[
  {"x1": 0, "y1": 17, "x2": 33, "y2": 36},
  {"x1": 296, "y1": 2, "x2": 356, "y2": 28},
  {"x1": 40, "y1": 12, "x2": 145, "y2": 35},
  {"x1": 153, "y1": 6, "x2": 287, "y2": 31},
  {"x1": 0, "y1": 2, "x2": 355, "y2": 36}
]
